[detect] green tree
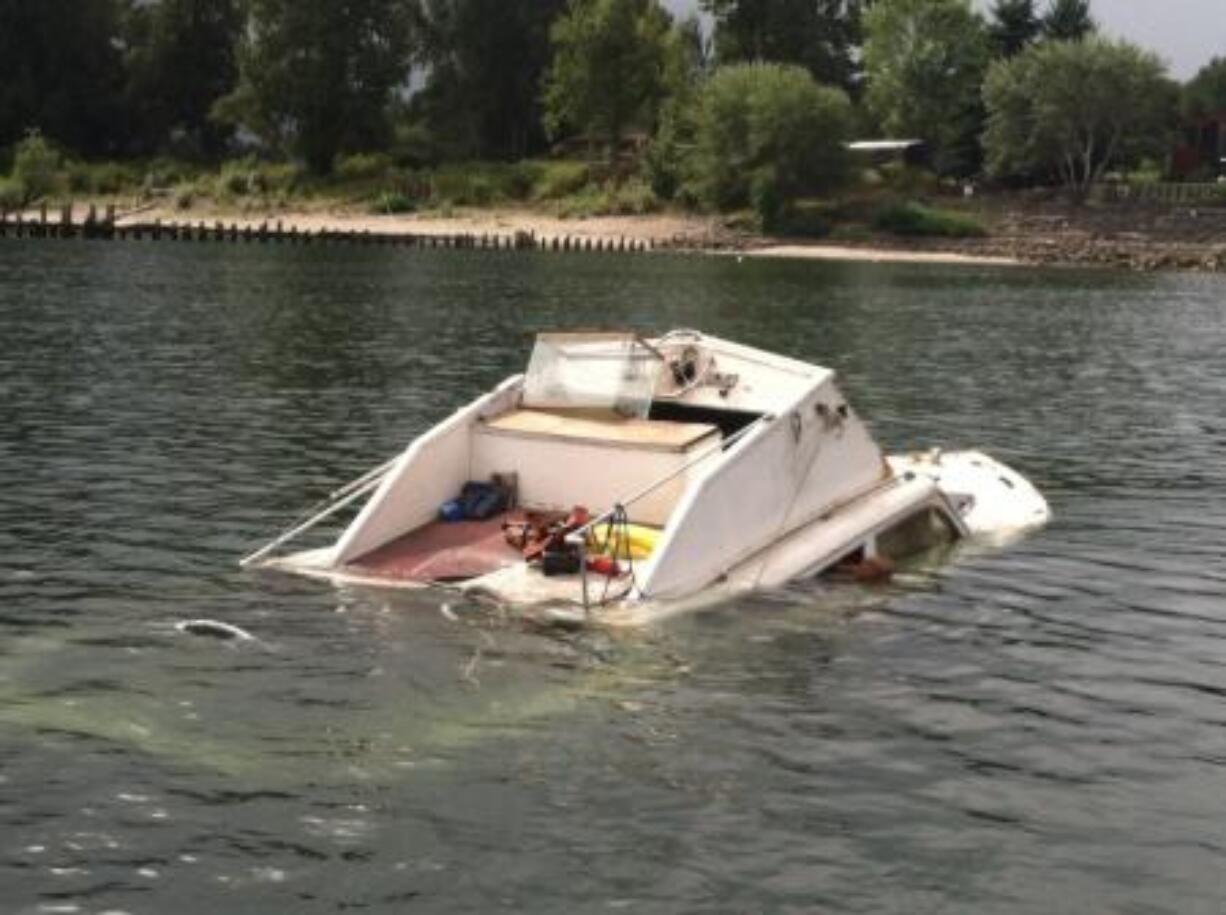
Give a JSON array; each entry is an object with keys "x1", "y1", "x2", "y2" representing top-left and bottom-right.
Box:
[
  {"x1": 700, "y1": 0, "x2": 868, "y2": 92},
  {"x1": 1183, "y1": 57, "x2": 1226, "y2": 120},
  {"x1": 645, "y1": 16, "x2": 708, "y2": 197},
  {"x1": 863, "y1": 0, "x2": 990, "y2": 176},
  {"x1": 216, "y1": 0, "x2": 416, "y2": 173},
  {"x1": 124, "y1": 0, "x2": 241, "y2": 157},
  {"x1": 1042, "y1": 0, "x2": 1094, "y2": 42},
  {"x1": 12, "y1": 130, "x2": 61, "y2": 203},
  {"x1": 984, "y1": 38, "x2": 1176, "y2": 196},
  {"x1": 0, "y1": 0, "x2": 128, "y2": 155},
  {"x1": 413, "y1": 0, "x2": 567, "y2": 160},
  {"x1": 543, "y1": 0, "x2": 674, "y2": 159},
  {"x1": 988, "y1": 0, "x2": 1040, "y2": 58},
  {"x1": 690, "y1": 63, "x2": 853, "y2": 225}
]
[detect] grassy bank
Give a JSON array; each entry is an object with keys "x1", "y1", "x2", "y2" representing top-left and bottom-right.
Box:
[{"x1": 1, "y1": 150, "x2": 994, "y2": 245}]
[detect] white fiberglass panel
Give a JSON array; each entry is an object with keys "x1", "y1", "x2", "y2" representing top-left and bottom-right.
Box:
[
  {"x1": 640, "y1": 380, "x2": 887, "y2": 599},
  {"x1": 470, "y1": 428, "x2": 705, "y2": 526},
  {"x1": 332, "y1": 380, "x2": 521, "y2": 565}
]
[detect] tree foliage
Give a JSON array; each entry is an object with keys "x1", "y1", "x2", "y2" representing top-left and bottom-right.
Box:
[
  {"x1": 690, "y1": 63, "x2": 853, "y2": 224},
  {"x1": 700, "y1": 0, "x2": 868, "y2": 92},
  {"x1": 413, "y1": 0, "x2": 567, "y2": 160},
  {"x1": 124, "y1": 0, "x2": 241, "y2": 158},
  {"x1": 864, "y1": 0, "x2": 990, "y2": 176},
  {"x1": 12, "y1": 130, "x2": 61, "y2": 203},
  {"x1": 984, "y1": 37, "x2": 1176, "y2": 195},
  {"x1": 988, "y1": 0, "x2": 1040, "y2": 58},
  {"x1": 216, "y1": 0, "x2": 416, "y2": 173},
  {"x1": 1183, "y1": 57, "x2": 1226, "y2": 120},
  {"x1": 644, "y1": 17, "x2": 708, "y2": 198},
  {"x1": 0, "y1": 0, "x2": 128, "y2": 155},
  {"x1": 543, "y1": 0, "x2": 674, "y2": 157},
  {"x1": 1042, "y1": 0, "x2": 1095, "y2": 42}
]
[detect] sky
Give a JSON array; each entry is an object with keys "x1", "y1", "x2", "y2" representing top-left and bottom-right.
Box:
[{"x1": 664, "y1": 0, "x2": 1224, "y2": 81}]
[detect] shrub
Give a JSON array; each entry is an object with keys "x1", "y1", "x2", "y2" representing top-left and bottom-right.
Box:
[
  {"x1": 335, "y1": 152, "x2": 392, "y2": 182},
  {"x1": 65, "y1": 161, "x2": 139, "y2": 195},
  {"x1": 533, "y1": 160, "x2": 591, "y2": 200},
  {"x1": 370, "y1": 191, "x2": 416, "y2": 214},
  {"x1": 557, "y1": 179, "x2": 659, "y2": 217},
  {"x1": 94, "y1": 162, "x2": 138, "y2": 194},
  {"x1": 389, "y1": 122, "x2": 440, "y2": 168},
  {"x1": 775, "y1": 202, "x2": 833, "y2": 238},
  {"x1": 750, "y1": 168, "x2": 783, "y2": 229},
  {"x1": 690, "y1": 63, "x2": 853, "y2": 217},
  {"x1": 217, "y1": 158, "x2": 303, "y2": 198},
  {"x1": 218, "y1": 158, "x2": 258, "y2": 196},
  {"x1": 425, "y1": 163, "x2": 542, "y2": 206},
  {"x1": 873, "y1": 201, "x2": 987, "y2": 238},
  {"x1": 609, "y1": 178, "x2": 659, "y2": 215},
  {"x1": 879, "y1": 163, "x2": 939, "y2": 196},
  {"x1": 0, "y1": 177, "x2": 23, "y2": 210},
  {"x1": 66, "y1": 162, "x2": 94, "y2": 193},
  {"x1": 430, "y1": 166, "x2": 487, "y2": 206},
  {"x1": 12, "y1": 130, "x2": 60, "y2": 202},
  {"x1": 257, "y1": 161, "x2": 305, "y2": 195},
  {"x1": 502, "y1": 162, "x2": 543, "y2": 201},
  {"x1": 146, "y1": 157, "x2": 192, "y2": 187},
  {"x1": 557, "y1": 185, "x2": 609, "y2": 218}
]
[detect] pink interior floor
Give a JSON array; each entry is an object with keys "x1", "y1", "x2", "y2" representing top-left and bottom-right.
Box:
[{"x1": 348, "y1": 516, "x2": 522, "y2": 582}]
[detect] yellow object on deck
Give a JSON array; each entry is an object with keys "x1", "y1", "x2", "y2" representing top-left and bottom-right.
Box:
[{"x1": 586, "y1": 523, "x2": 662, "y2": 560}]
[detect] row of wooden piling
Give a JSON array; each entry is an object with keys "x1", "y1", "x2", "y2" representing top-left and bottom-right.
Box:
[{"x1": 0, "y1": 203, "x2": 656, "y2": 253}]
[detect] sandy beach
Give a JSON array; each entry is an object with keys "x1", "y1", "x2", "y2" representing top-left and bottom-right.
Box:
[
  {"x1": 12, "y1": 197, "x2": 1225, "y2": 272},
  {"x1": 94, "y1": 202, "x2": 1026, "y2": 267}
]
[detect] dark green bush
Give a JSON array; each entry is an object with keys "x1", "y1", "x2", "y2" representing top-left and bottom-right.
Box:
[
  {"x1": 873, "y1": 201, "x2": 986, "y2": 238},
  {"x1": 335, "y1": 152, "x2": 392, "y2": 182},
  {"x1": 533, "y1": 160, "x2": 591, "y2": 200},
  {"x1": 12, "y1": 130, "x2": 60, "y2": 202},
  {"x1": 371, "y1": 191, "x2": 415, "y2": 214},
  {"x1": 66, "y1": 161, "x2": 139, "y2": 195},
  {"x1": 0, "y1": 177, "x2": 23, "y2": 210},
  {"x1": 691, "y1": 63, "x2": 853, "y2": 214},
  {"x1": 775, "y1": 202, "x2": 833, "y2": 238}
]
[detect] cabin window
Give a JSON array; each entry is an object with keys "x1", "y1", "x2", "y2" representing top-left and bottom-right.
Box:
[{"x1": 876, "y1": 507, "x2": 957, "y2": 561}]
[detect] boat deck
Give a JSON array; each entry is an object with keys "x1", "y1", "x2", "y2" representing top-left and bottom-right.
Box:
[{"x1": 348, "y1": 516, "x2": 522, "y2": 583}]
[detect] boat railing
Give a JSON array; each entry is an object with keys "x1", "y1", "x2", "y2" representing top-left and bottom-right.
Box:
[{"x1": 239, "y1": 455, "x2": 400, "y2": 568}]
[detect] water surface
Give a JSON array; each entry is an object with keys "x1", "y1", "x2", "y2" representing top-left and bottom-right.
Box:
[{"x1": 2, "y1": 240, "x2": 1225, "y2": 913}]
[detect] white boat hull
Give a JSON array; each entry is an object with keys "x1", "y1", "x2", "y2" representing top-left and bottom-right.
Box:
[{"x1": 248, "y1": 331, "x2": 1051, "y2": 626}]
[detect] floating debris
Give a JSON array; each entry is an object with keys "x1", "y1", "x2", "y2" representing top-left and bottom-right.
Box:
[{"x1": 175, "y1": 619, "x2": 255, "y2": 642}]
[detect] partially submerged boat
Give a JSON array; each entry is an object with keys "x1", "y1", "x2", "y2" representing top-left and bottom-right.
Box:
[{"x1": 245, "y1": 330, "x2": 1049, "y2": 625}]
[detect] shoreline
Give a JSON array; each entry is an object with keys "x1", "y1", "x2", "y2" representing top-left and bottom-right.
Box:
[{"x1": 8, "y1": 198, "x2": 1226, "y2": 273}]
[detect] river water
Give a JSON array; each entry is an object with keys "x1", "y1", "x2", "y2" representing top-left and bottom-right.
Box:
[{"x1": 1, "y1": 240, "x2": 1224, "y2": 914}]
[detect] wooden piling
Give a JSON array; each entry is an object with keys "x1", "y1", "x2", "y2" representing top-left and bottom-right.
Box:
[{"x1": 0, "y1": 203, "x2": 663, "y2": 257}]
